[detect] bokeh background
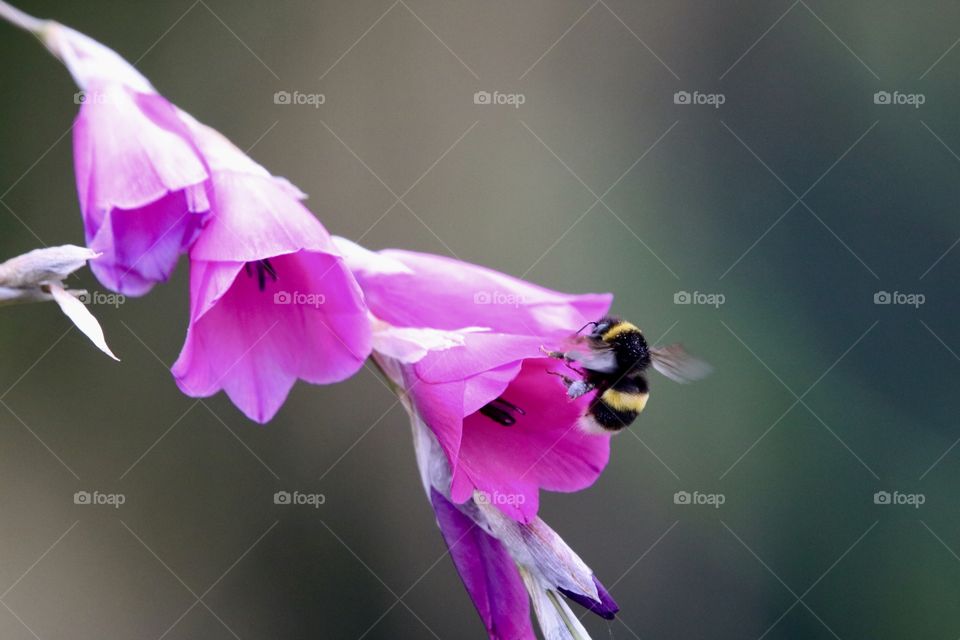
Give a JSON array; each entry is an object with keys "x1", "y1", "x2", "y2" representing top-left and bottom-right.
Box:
[{"x1": 1, "y1": 1, "x2": 959, "y2": 638}]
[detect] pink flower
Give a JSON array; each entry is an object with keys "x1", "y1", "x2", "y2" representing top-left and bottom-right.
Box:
[
  {"x1": 337, "y1": 238, "x2": 613, "y2": 522},
  {"x1": 44, "y1": 22, "x2": 211, "y2": 296},
  {"x1": 170, "y1": 122, "x2": 372, "y2": 423},
  {"x1": 411, "y1": 408, "x2": 617, "y2": 639},
  {"x1": 34, "y1": 20, "x2": 372, "y2": 421}
]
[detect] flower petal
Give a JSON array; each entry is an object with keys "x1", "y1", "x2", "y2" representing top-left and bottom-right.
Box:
[
  {"x1": 476, "y1": 500, "x2": 617, "y2": 620},
  {"x1": 370, "y1": 322, "x2": 474, "y2": 365},
  {"x1": 73, "y1": 83, "x2": 210, "y2": 294},
  {"x1": 74, "y1": 84, "x2": 208, "y2": 217},
  {"x1": 335, "y1": 238, "x2": 612, "y2": 338},
  {"x1": 450, "y1": 359, "x2": 610, "y2": 522},
  {"x1": 0, "y1": 245, "x2": 97, "y2": 287},
  {"x1": 558, "y1": 576, "x2": 619, "y2": 620},
  {"x1": 430, "y1": 489, "x2": 536, "y2": 640},
  {"x1": 48, "y1": 283, "x2": 119, "y2": 360},
  {"x1": 172, "y1": 251, "x2": 370, "y2": 422},
  {"x1": 189, "y1": 172, "x2": 333, "y2": 263},
  {"x1": 413, "y1": 333, "x2": 546, "y2": 384},
  {"x1": 87, "y1": 189, "x2": 208, "y2": 296}
]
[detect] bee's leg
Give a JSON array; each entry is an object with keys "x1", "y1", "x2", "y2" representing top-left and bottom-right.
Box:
[
  {"x1": 565, "y1": 379, "x2": 595, "y2": 399},
  {"x1": 563, "y1": 360, "x2": 586, "y2": 376},
  {"x1": 547, "y1": 371, "x2": 595, "y2": 399},
  {"x1": 540, "y1": 346, "x2": 586, "y2": 374},
  {"x1": 540, "y1": 345, "x2": 569, "y2": 360}
]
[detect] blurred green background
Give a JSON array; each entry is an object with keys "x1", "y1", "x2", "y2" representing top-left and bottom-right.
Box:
[{"x1": 1, "y1": 1, "x2": 959, "y2": 638}]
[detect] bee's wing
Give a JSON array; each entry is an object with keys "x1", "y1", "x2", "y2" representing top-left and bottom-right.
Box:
[
  {"x1": 552, "y1": 336, "x2": 618, "y2": 373},
  {"x1": 650, "y1": 343, "x2": 712, "y2": 383}
]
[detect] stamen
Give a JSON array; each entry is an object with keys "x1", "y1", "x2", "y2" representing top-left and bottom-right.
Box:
[
  {"x1": 261, "y1": 258, "x2": 277, "y2": 281},
  {"x1": 493, "y1": 397, "x2": 525, "y2": 415},
  {"x1": 244, "y1": 259, "x2": 280, "y2": 292},
  {"x1": 479, "y1": 397, "x2": 525, "y2": 427}
]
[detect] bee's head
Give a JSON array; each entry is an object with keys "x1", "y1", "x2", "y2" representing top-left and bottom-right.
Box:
[
  {"x1": 581, "y1": 316, "x2": 619, "y2": 340},
  {"x1": 587, "y1": 316, "x2": 645, "y2": 342}
]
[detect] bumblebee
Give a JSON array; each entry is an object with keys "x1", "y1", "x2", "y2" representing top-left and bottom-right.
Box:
[{"x1": 546, "y1": 316, "x2": 710, "y2": 434}]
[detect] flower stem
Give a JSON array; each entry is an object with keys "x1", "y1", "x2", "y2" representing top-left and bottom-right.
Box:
[{"x1": 0, "y1": 1, "x2": 45, "y2": 33}]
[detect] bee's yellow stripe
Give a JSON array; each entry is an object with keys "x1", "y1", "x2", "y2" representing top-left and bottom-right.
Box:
[
  {"x1": 601, "y1": 388, "x2": 649, "y2": 413},
  {"x1": 601, "y1": 321, "x2": 640, "y2": 342}
]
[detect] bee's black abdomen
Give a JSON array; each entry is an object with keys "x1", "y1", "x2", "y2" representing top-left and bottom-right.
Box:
[
  {"x1": 589, "y1": 401, "x2": 638, "y2": 431},
  {"x1": 617, "y1": 373, "x2": 648, "y2": 394}
]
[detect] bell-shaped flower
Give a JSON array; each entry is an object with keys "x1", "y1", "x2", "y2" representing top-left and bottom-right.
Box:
[
  {"x1": 170, "y1": 124, "x2": 371, "y2": 423},
  {"x1": 337, "y1": 238, "x2": 613, "y2": 523}
]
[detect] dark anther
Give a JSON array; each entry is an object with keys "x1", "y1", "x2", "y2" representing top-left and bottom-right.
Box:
[
  {"x1": 479, "y1": 397, "x2": 525, "y2": 427},
  {"x1": 261, "y1": 258, "x2": 277, "y2": 281},
  {"x1": 245, "y1": 259, "x2": 279, "y2": 292}
]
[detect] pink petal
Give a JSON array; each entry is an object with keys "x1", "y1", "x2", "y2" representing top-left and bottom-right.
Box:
[
  {"x1": 408, "y1": 376, "x2": 466, "y2": 484},
  {"x1": 450, "y1": 359, "x2": 610, "y2": 523},
  {"x1": 414, "y1": 333, "x2": 546, "y2": 384},
  {"x1": 87, "y1": 188, "x2": 208, "y2": 296},
  {"x1": 337, "y1": 239, "x2": 612, "y2": 338},
  {"x1": 189, "y1": 172, "x2": 334, "y2": 263},
  {"x1": 172, "y1": 251, "x2": 371, "y2": 423},
  {"x1": 74, "y1": 83, "x2": 208, "y2": 218},
  {"x1": 73, "y1": 83, "x2": 210, "y2": 295}
]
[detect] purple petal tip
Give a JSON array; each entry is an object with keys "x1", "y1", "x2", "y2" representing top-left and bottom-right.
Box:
[{"x1": 559, "y1": 576, "x2": 619, "y2": 620}]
